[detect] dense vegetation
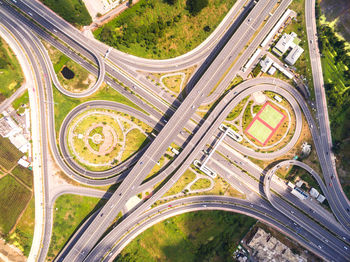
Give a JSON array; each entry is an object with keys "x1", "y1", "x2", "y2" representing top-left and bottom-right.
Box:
[
  {"x1": 40, "y1": 0, "x2": 91, "y2": 26},
  {"x1": 315, "y1": 3, "x2": 350, "y2": 198},
  {"x1": 94, "y1": 0, "x2": 237, "y2": 59},
  {"x1": 116, "y1": 211, "x2": 256, "y2": 261},
  {"x1": 0, "y1": 37, "x2": 24, "y2": 102}
]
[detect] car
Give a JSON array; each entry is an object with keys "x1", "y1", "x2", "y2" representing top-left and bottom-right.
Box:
[
  {"x1": 100, "y1": 213, "x2": 104, "y2": 217},
  {"x1": 168, "y1": 205, "x2": 172, "y2": 207},
  {"x1": 331, "y1": 175, "x2": 334, "y2": 179},
  {"x1": 344, "y1": 246, "x2": 348, "y2": 250},
  {"x1": 329, "y1": 183, "x2": 332, "y2": 187}
]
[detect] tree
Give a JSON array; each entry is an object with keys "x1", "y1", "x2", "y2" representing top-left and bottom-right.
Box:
[
  {"x1": 186, "y1": 0, "x2": 208, "y2": 15},
  {"x1": 164, "y1": 0, "x2": 177, "y2": 5},
  {"x1": 128, "y1": 0, "x2": 133, "y2": 7}
]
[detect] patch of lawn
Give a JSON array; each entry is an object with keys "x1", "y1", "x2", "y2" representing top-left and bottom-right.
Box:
[
  {"x1": 164, "y1": 169, "x2": 196, "y2": 197},
  {"x1": 0, "y1": 37, "x2": 24, "y2": 102},
  {"x1": 52, "y1": 83, "x2": 143, "y2": 135},
  {"x1": 0, "y1": 136, "x2": 23, "y2": 170},
  {"x1": 12, "y1": 90, "x2": 29, "y2": 110},
  {"x1": 94, "y1": 0, "x2": 237, "y2": 59},
  {"x1": 45, "y1": 42, "x2": 96, "y2": 93},
  {"x1": 40, "y1": 0, "x2": 91, "y2": 26},
  {"x1": 258, "y1": 104, "x2": 284, "y2": 129},
  {"x1": 121, "y1": 129, "x2": 149, "y2": 161},
  {"x1": 226, "y1": 96, "x2": 249, "y2": 121},
  {"x1": 11, "y1": 165, "x2": 33, "y2": 188},
  {"x1": 9, "y1": 197, "x2": 35, "y2": 256},
  {"x1": 162, "y1": 74, "x2": 183, "y2": 93},
  {"x1": 116, "y1": 211, "x2": 256, "y2": 262},
  {"x1": 190, "y1": 178, "x2": 211, "y2": 191},
  {"x1": 47, "y1": 194, "x2": 107, "y2": 261},
  {"x1": 0, "y1": 175, "x2": 32, "y2": 235}
]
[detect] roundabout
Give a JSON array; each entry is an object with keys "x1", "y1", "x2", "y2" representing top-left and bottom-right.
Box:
[
  {"x1": 67, "y1": 110, "x2": 124, "y2": 171},
  {"x1": 59, "y1": 101, "x2": 157, "y2": 176}
]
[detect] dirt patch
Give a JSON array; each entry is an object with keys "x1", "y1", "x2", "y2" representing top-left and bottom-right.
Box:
[{"x1": 0, "y1": 238, "x2": 26, "y2": 262}]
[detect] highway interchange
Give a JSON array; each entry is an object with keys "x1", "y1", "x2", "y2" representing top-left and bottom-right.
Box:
[{"x1": 0, "y1": 0, "x2": 350, "y2": 261}]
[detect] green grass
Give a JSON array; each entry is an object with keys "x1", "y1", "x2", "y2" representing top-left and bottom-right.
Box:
[
  {"x1": 0, "y1": 175, "x2": 32, "y2": 235},
  {"x1": 242, "y1": 100, "x2": 253, "y2": 130},
  {"x1": 52, "y1": 84, "x2": 143, "y2": 135},
  {"x1": 0, "y1": 37, "x2": 24, "y2": 102},
  {"x1": 226, "y1": 96, "x2": 249, "y2": 121},
  {"x1": 258, "y1": 104, "x2": 284, "y2": 129},
  {"x1": 190, "y1": 178, "x2": 211, "y2": 191},
  {"x1": 116, "y1": 211, "x2": 256, "y2": 262},
  {"x1": 0, "y1": 136, "x2": 23, "y2": 170},
  {"x1": 246, "y1": 120, "x2": 272, "y2": 144},
  {"x1": 11, "y1": 165, "x2": 33, "y2": 188},
  {"x1": 40, "y1": 0, "x2": 91, "y2": 26},
  {"x1": 47, "y1": 194, "x2": 107, "y2": 261},
  {"x1": 94, "y1": 0, "x2": 237, "y2": 59},
  {"x1": 321, "y1": 46, "x2": 349, "y2": 92},
  {"x1": 8, "y1": 197, "x2": 35, "y2": 256},
  {"x1": 46, "y1": 43, "x2": 96, "y2": 93},
  {"x1": 12, "y1": 90, "x2": 29, "y2": 110},
  {"x1": 121, "y1": 129, "x2": 149, "y2": 161},
  {"x1": 164, "y1": 169, "x2": 196, "y2": 196}
]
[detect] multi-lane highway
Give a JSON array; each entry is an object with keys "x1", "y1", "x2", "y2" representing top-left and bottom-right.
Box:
[
  {"x1": 1, "y1": 0, "x2": 350, "y2": 261},
  {"x1": 305, "y1": 0, "x2": 350, "y2": 231}
]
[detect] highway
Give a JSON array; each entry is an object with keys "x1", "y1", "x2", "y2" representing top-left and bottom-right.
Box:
[
  {"x1": 15, "y1": 0, "x2": 253, "y2": 72},
  {"x1": 88, "y1": 196, "x2": 342, "y2": 262},
  {"x1": 305, "y1": 0, "x2": 350, "y2": 231},
  {"x1": 59, "y1": 0, "x2": 290, "y2": 260},
  {"x1": 1, "y1": 0, "x2": 350, "y2": 261},
  {"x1": 82, "y1": 80, "x2": 350, "y2": 260}
]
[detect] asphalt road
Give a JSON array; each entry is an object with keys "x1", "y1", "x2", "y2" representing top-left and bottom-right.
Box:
[
  {"x1": 59, "y1": 1, "x2": 286, "y2": 260},
  {"x1": 2, "y1": 0, "x2": 350, "y2": 260},
  {"x1": 305, "y1": 0, "x2": 350, "y2": 231}
]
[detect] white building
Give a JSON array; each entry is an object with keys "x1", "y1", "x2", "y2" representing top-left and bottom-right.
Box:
[
  {"x1": 285, "y1": 45, "x2": 304, "y2": 65},
  {"x1": 260, "y1": 56, "x2": 273, "y2": 73},
  {"x1": 9, "y1": 133, "x2": 30, "y2": 153},
  {"x1": 317, "y1": 194, "x2": 326, "y2": 203},
  {"x1": 268, "y1": 66, "x2": 277, "y2": 75},
  {"x1": 309, "y1": 188, "x2": 320, "y2": 198},
  {"x1": 18, "y1": 157, "x2": 30, "y2": 168},
  {"x1": 273, "y1": 32, "x2": 297, "y2": 56}
]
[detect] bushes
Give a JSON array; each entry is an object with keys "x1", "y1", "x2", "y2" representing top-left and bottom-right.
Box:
[
  {"x1": 186, "y1": 0, "x2": 208, "y2": 15},
  {"x1": 40, "y1": 0, "x2": 91, "y2": 26}
]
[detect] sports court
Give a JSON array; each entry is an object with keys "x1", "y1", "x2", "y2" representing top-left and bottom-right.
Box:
[{"x1": 245, "y1": 102, "x2": 286, "y2": 145}]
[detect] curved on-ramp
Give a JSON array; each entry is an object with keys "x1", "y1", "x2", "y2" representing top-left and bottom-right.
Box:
[
  {"x1": 263, "y1": 161, "x2": 350, "y2": 259},
  {"x1": 83, "y1": 196, "x2": 333, "y2": 262}
]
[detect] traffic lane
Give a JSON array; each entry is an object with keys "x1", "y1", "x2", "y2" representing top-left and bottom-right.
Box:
[
  {"x1": 264, "y1": 169, "x2": 350, "y2": 258},
  {"x1": 92, "y1": 197, "x2": 334, "y2": 262},
  {"x1": 60, "y1": 1, "x2": 280, "y2": 259}
]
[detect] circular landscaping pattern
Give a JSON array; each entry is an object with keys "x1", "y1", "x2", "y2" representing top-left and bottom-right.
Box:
[
  {"x1": 224, "y1": 91, "x2": 297, "y2": 153},
  {"x1": 66, "y1": 109, "x2": 150, "y2": 171}
]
